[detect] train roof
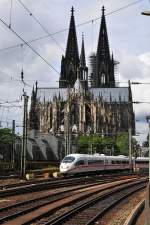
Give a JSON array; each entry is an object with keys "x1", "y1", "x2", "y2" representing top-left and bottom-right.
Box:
[
  {"x1": 63, "y1": 154, "x2": 129, "y2": 160},
  {"x1": 135, "y1": 157, "x2": 149, "y2": 161}
]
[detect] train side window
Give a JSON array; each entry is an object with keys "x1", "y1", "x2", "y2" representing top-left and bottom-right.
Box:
[
  {"x1": 143, "y1": 161, "x2": 148, "y2": 164},
  {"x1": 97, "y1": 160, "x2": 104, "y2": 164},
  {"x1": 137, "y1": 161, "x2": 148, "y2": 164},
  {"x1": 62, "y1": 156, "x2": 75, "y2": 163},
  {"x1": 75, "y1": 160, "x2": 84, "y2": 166},
  {"x1": 88, "y1": 160, "x2": 104, "y2": 164}
]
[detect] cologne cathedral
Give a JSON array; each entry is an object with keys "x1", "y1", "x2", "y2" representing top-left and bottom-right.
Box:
[{"x1": 29, "y1": 6, "x2": 135, "y2": 140}]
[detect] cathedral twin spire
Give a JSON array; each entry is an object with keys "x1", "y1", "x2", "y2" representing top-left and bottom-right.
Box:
[
  {"x1": 59, "y1": 6, "x2": 115, "y2": 88},
  {"x1": 97, "y1": 6, "x2": 110, "y2": 61},
  {"x1": 59, "y1": 7, "x2": 78, "y2": 88},
  {"x1": 96, "y1": 6, "x2": 115, "y2": 87},
  {"x1": 65, "y1": 7, "x2": 79, "y2": 64}
]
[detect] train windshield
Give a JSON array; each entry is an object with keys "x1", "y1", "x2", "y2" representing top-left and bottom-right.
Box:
[{"x1": 62, "y1": 156, "x2": 75, "y2": 163}]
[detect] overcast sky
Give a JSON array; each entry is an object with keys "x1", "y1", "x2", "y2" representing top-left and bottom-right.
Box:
[{"x1": 0, "y1": 0, "x2": 150, "y2": 143}]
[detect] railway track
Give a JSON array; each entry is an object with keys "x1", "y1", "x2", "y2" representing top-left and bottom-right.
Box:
[
  {"x1": 0, "y1": 172, "x2": 137, "y2": 190},
  {"x1": 42, "y1": 179, "x2": 147, "y2": 225},
  {"x1": 0, "y1": 176, "x2": 102, "y2": 197},
  {"x1": 123, "y1": 200, "x2": 145, "y2": 225},
  {"x1": 0, "y1": 178, "x2": 52, "y2": 191},
  {"x1": 0, "y1": 173, "x2": 136, "y2": 197},
  {"x1": 0, "y1": 178, "x2": 111, "y2": 224},
  {"x1": 1, "y1": 177, "x2": 147, "y2": 225}
]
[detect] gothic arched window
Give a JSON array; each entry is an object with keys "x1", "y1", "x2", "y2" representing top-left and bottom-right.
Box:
[{"x1": 101, "y1": 73, "x2": 105, "y2": 84}]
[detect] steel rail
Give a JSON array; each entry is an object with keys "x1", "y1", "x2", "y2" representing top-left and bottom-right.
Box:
[
  {"x1": 123, "y1": 200, "x2": 145, "y2": 225},
  {"x1": 86, "y1": 185, "x2": 145, "y2": 225},
  {"x1": 1, "y1": 178, "x2": 140, "y2": 225},
  {"x1": 0, "y1": 179, "x2": 115, "y2": 223},
  {"x1": 43, "y1": 179, "x2": 147, "y2": 225},
  {"x1": 0, "y1": 173, "x2": 136, "y2": 197},
  {"x1": 0, "y1": 176, "x2": 95, "y2": 197}
]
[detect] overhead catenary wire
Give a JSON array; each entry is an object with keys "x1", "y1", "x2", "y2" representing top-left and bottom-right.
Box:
[
  {"x1": 0, "y1": 68, "x2": 32, "y2": 88},
  {"x1": 0, "y1": 0, "x2": 144, "y2": 53},
  {"x1": 17, "y1": 0, "x2": 65, "y2": 52},
  {"x1": 0, "y1": 17, "x2": 60, "y2": 74},
  {"x1": 0, "y1": 100, "x2": 21, "y2": 104},
  {"x1": 133, "y1": 101, "x2": 150, "y2": 104},
  {"x1": 0, "y1": 1, "x2": 145, "y2": 134},
  {"x1": 0, "y1": 68, "x2": 17, "y2": 81},
  {"x1": 0, "y1": 105, "x2": 22, "y2": 108}
]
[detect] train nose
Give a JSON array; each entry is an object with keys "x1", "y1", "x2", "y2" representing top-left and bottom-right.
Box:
[
  {"x1": 60, "y1": 163, "x2": 71, "y2": 173},
  {"x1": 60, "y1": 163, "x2": 70, "y2": 169}
]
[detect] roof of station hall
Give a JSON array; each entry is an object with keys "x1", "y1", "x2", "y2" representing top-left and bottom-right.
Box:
[{"x1": 36, "y1": 87, "x2": 129, "y2": 103}]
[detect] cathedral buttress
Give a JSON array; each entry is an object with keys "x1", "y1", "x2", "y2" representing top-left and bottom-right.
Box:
[
  {"x1": 96, "y1": 6, "x2": 115, "y2": 87},
  {"x1": 59, "y1": 7, "x2": 79, "y2": 88}
]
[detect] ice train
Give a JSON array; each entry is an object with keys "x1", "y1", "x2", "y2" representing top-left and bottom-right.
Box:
[{"x1": 59, "y1": 153, "x2": 149, "y2": 175}]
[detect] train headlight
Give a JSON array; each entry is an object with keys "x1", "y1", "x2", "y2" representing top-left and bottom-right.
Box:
[{"x1": 60, "y1": 164, "x2": 70, "y2": 169}]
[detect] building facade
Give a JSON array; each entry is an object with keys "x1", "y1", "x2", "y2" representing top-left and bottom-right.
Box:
[{"x1": 29, "y1": 7, "x2": 135, "y2": 145}]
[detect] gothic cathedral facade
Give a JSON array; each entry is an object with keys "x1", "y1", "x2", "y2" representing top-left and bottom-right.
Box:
[{"x1": 29, "y1": 7, "x2": 135, "y2": 138}]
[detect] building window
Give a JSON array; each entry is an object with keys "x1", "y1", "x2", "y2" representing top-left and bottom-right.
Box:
[{"x1": 101, "y1": 73, "x2": 105, "y2": 84}]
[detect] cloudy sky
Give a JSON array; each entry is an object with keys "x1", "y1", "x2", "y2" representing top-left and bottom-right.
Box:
[{"x1": 0, "y1": 0, "x2": 150, "y2": 143}]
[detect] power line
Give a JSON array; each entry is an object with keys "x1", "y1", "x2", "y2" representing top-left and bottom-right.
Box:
[
  {"x1": 0, "y1": 118, "x2": 21, "y2": 122},
  {"x1": 0, "y1": 0, "x2": 144, "y2": 52},
  {"x1": 0, "y1": 68, "x2": 17, "y2": 80},
  {"x1": 116, "y1": 81, "x2": 150, "y2": 85},
  {"x1": 0, "y1": 17, "x2": 59, "y2": 74},
  {"x1": 17, "y1": 0, "x2": 65, "y2": 52},
  {"x1": 0, "y1": 105, "x2": 22, "y2": 108},
  {"x1": 0, "y1": 68, "x2": 33, "y2": 88},
  {"x1": 133, "y1": 101, "x2": 150, "y2": 104},
  {"x1": 76, "y1": 0, "x2": 144, "y2": 27},
  {"x1": 131, "y1": 82, "x2": 150, "y2": 85},
  {"x1": 0, "y1": 100, "x2": 21, "y2": 104}
]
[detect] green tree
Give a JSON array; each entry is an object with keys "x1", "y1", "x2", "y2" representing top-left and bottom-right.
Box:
[
  {"x1": 77, "y1": 132, "x2": 140, "y2": 157},
  {"x1": 0, "y1": 128, "x2": 13, "y2": 161},
  {"x1": 77, "y1": 135, "x2": 117, "y2": 155},
  {"x1": 116, "y1": 132, "x2": 129, "y2": 155},
  {"x1": 0, "y1": 128, "x2": 13, "y2": 144},
  {"x1": 77, "y1": 135, "x2": 89, "y2": 154}
]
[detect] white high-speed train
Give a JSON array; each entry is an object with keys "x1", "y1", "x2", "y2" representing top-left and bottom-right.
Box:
[{"x1": 59, "y1": 154, "x2": 149, "y2": 175}]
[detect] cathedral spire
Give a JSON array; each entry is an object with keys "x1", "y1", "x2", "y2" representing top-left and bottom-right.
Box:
[
  {"x1": 71, "y1": 6, "x2": 74, "y2": 16},
  {"x1": 65, "y1": 6, "x2": 79, "y2": 62},
  {"x1": 79, "y1": 34, "x2": 88, "y2": 89},
  {"x1": 59, "y1": 7, "x2": 79, "y2": 88},
  {"x1": 80, "y1": 33, "x2": 86, "y2": 68},
  {"x1": 95, "y1": 6, "x2": 115, "y2": 88},
  {"x1": 97, "y1": 6, "x2": 110, "y2": 60}
]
